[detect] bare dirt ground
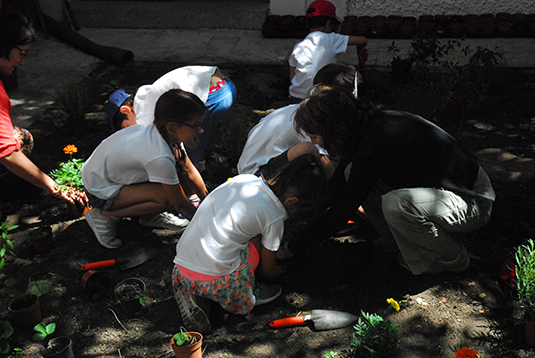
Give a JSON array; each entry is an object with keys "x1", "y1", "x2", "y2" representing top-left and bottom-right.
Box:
[{"x1": 1, "y1": 61, "x2": 535, "y2": 358}]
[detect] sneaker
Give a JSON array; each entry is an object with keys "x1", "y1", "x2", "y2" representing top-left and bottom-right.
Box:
[
  {"x1": 253, "y1": 282, "x2": 282, "y2": 306},
  {"x1": 174, "y1": 284, "x2": 211, "y2": 335},
  {"x1": 85, "y1": 208, "x2": 122, "y2": 249},
  {"x1": 139, "y1": 212, "x2": 189, "y2": 231}
]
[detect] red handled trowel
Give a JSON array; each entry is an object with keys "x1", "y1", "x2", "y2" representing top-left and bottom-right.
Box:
[
  {"x1": 81, "y1": 246, "x2": 158, "y2": 271},
  {"x1": 270, "y1": 309, "x2": 358, "y2": 331}
]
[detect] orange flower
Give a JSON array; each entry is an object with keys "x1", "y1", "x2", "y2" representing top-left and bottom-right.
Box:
[
  {"x1": 454, "y1": 347, "x2": 479, "y2": 358},
  {"x1": 63, "y1": 144, "x2": 78, "y2": 155}
]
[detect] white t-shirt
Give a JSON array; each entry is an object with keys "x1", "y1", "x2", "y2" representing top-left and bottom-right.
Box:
[
  {"x1": 134, "y1": 66, "x2": 217, "y2": 125},
  {"x1": 237, "y1": 104, "x2": 309, "y2": 175},
  {"x1": 289, "y1": 31, "x2": 349, "y2": 99},
  {"x1": 81, "y1": 123, "x2": 178, "y2": 200},
  {"x1": 173, "y1": 174, "x2": 288, "y2": 276}
]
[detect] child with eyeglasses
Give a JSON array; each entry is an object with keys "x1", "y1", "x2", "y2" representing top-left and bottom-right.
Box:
[
  {"x1": 82, "y1": 89, "x2": 209, "y2": 249},
  {"x1": 105, "y1": 66, "x2": 237, "y2": 171}
]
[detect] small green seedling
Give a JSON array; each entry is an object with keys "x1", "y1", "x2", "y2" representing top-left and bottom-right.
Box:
[
  {"x1": 0, "y1": 278, "x2": 18, "y2": 298},
  {"x1": 172, "y1": 328, "x2": 197, "y2": 347},
  {"x1": 27, "y1": 280, "x2": 51, "y2": 297},
  {"x1": 33, "y1": 322, "x2": 56, "y2": 341}
]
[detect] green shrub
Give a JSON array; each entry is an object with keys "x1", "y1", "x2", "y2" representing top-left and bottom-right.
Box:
[{"x1": 350, "y1": 311, "x2": 399, "y2": 357}]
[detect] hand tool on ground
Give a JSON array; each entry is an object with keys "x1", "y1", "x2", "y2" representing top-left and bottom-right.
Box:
[
  {"x1": 269, "y1": 309, "x2": 358, "y2": 331},
  {"x1": 81, "y1": 246, "x2": 158, "y2": 271}
]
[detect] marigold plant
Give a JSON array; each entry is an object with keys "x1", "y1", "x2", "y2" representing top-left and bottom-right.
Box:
[
  {"x1": 454, "y1": 347, "x2": 479, "y2": 358},
  {"x1": 49, "y1": 145, "x2": 84, "y2": 192}
]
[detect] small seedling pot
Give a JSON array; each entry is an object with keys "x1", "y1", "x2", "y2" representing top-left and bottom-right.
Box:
[
  {"x1": 114, "y1": 277, "x2": 146, "y2": 313},
  {"x1": 40, "y1": 336, "x2": 75, "y2": 358},
  {"x1": 170, "y1": 332, "x2": 203, "y2": 358},
  {"x1": 81, "y1": 270, "x2": 112, "y2": 297},
  {"x1": 8, "y1": 293, "x2": 42, "y2": 328}
]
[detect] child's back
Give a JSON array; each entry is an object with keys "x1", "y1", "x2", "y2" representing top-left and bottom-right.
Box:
[{"x1": 288, "y1": 0, "x2": 367, "y2": 103}]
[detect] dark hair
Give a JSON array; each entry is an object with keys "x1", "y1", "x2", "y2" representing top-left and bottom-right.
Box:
[
  {"x1": 268, "y1": 153, "x2": 328, "y2": 220},
  {"x1": 0, "y1": 10, "x2": 37, "y2": 59},
  {"x1": 112, "y1": 88, "x2": 136, "y2": 131},
  {"x1": 294, "y1": 85, "x2": 379, "y2": 156},
  {"x1": 305, "y1": 15, "x2": 333, "y2": 29},
  {"x1": 313, "y1": 63, "x2": 356, "y2": 91},
  {"x1": 154, "y1": 89, "x2": 207, "y2": 142}
]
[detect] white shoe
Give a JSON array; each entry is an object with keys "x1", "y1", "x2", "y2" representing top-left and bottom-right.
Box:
[
  {"x1": 253, "y1": 282, "x2": 282, "y2": 306},
  {"x1": 174, "y1": 284, "x2": 211, "y2": 334},
  {"x1": 138, "y1": 212, "x2": 189, "y2": 231},
  {"x1": 85, "y1": 209, "x2": 122, "y2": 249}
]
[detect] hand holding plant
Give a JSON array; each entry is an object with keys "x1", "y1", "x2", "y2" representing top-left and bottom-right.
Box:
[{"x1": 49, "y1": 145, "x2": 89, "y2": 207}]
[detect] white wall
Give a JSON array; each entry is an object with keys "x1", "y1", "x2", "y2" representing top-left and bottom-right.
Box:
[{"x1": 270, "y1": 0, "x2": 535, "y2": 18}]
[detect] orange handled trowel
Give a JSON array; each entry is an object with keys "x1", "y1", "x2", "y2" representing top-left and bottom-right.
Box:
[{"x1": 270, "y1": 309, "x2": 358, "y2": 331}]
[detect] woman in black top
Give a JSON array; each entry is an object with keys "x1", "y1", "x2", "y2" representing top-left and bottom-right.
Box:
[{"x1": 288, "y1": 85, "x2": 495, "y2": 275}]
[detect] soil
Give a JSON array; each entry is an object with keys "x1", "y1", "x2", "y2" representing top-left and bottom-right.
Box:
[{"x1": 1, "y1": 61, "x2": 535, "y2": 358}]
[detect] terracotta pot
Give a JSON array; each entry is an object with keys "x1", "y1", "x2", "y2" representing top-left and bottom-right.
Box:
[
  {"x1": 81, "y1": 270, "x2": 112, "y2": 297},
  {"x1": 525, "y1": 318, "x2": 535, "y2": 347},
  {"x1": 170, "y1": 333, "x2": 203, "y2": 358},
  {"x1": 8, "y1": 293, "x2": 42, "y2": 328},
  {"x1": 40, "y1": 336, "x2": 75, "y2": 358},
  {"x1": 30, "y1": 226, "x2": 56, "y2": 254},
  {"x1": 67, "y1": 200, "x2": 90, "y2": 219}
]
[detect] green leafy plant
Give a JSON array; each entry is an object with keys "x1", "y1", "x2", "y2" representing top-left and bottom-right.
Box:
[
  {"x1": 0, "y1": 319, "x2": 14, "y2": 355},
  {"x1": 0, "y1": 277, "x2": 17, "y2": 298},
  {"x1": 172, "y1": 328, "x2": 198, "y2": 347},
  {"x1": 33, "y1": 322, "x2": 56, "y2": 341},
  {"x1": 323, "y1": 351, "x2": 338, "y2": 358},
  {"x1": 27, "y1": 279, "x2": 51, "y2": 297},
  {"x1": 0, "y1": 221, "x2": 18, "y2": 269},
  {"x1": 350, "y1": 311, "x2": 399, "y2": 357},
  {"x1": 514, "y1": 239, "x2": 535, "y2": 322},
  {"x1": 49, "y1": 144, "x2": 85, "y2": 192}
]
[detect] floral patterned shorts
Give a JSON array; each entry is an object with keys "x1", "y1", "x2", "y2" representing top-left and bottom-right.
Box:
[
  {"x1": 172, "y1": 247, "x2": 256, "y2": 315},
  {"x1": 13, "y1": 126, "x2": 34, "y2": 156},
  {"x1": 0, "y1": 126, "x2": 33, "y2": 174}
]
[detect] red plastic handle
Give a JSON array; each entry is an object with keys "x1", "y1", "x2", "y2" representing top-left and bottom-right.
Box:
[
  {"x1": 270, "y1": 316, "x2": 306, "y2": 328},
  {"x1": 81, "y1": 260, "x2": 116, "y2": 271}
]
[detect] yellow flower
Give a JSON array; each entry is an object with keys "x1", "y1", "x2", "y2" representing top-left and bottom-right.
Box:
[
  {"x1": 63, "y1": 144, "x2": 78, "y2": 155},
  {"x1": 454, "y1": 347, "x2": 479, "y2": 358},
  {"x1": 386, "y1": 298, "x2": 400, "y2": 311}
]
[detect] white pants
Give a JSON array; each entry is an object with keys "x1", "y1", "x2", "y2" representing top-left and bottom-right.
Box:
[{"x1": 363, "y1": 183, "x2": 493, "y2": 274}]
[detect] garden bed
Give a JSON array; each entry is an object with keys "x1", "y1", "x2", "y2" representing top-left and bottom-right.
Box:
[{"x1": 1, "y1": 61, "x2": 535, "y2": 357}]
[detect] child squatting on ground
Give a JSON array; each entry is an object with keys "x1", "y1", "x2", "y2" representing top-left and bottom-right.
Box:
[
  {"x1": 0, "y1": 10, "x2": 88, "y2": 217},
  {"x1": 288, "y1": 85, "x2": 496, "y2": 275},
  {"x1": 82, "y1": 89, "x2": 209, "y2": 249},
  {"x1": 102, "y1": 66, "x2": 236, "y2": 232},
  {"x1": 172, "y1": 153, "x2": 328, "y2": 334},
  {"x1": 288, "y1": 0, "x2": 367, "y2": 104},
  {"x1": 105, "y1": 65, "x2": 237, "y2": 172}
]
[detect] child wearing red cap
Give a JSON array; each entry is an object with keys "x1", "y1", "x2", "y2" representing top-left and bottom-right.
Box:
[{"x1": 288, "y1": 0, "x2": 367, "y2": 103}]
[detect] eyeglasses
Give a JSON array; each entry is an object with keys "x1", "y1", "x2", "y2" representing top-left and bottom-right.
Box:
[
  {"x1": 182, "y1": 123, "x2": 202, "y2": 132},
  {"x1": 15, "y1": 46, "x2": 28, "y2": 59}
]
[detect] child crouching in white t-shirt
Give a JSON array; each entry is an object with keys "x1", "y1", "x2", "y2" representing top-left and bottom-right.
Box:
[
  {"x1": 82, "y1": 89, "x2": 209, "y2": 249},
  {"x1": 171, "y1": 153, "x2": 328, "y2": 334}
]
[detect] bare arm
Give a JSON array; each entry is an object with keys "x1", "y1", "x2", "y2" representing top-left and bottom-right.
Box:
[
  {"x1": 161, "y1": 182, "x2": 197, "y2": 221},
  {"x1": 179, "y1": 154, "x2": 208, "y2": 201},
  {"x1": 289, "y1": 66, "x2": 296, "y2": 83},
  {"x1": 0, "y1": 150, "x2": 87, "y2": 205},
  {"x1": 348, "y1": 35, "x2": 367, "y2": 48},
  {"x1": 258, "y1": 245, "x2": 283, "y2": 279}
]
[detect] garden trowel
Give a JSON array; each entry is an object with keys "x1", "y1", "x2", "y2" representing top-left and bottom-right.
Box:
[
  {"x1": 269, "y1": 309, "x2": 358, "y2": 331},
  {"x1": 80, "y1": 246, "x2": 158, "y2": 271}
]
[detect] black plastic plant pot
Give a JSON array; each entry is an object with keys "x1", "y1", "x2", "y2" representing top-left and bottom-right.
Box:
[
  {"x1": 114, "y1": 277, "x2": 146, "y2": 313},
  {"x1": 40, "y1": 337, "x2": 74, "y2": 358}
]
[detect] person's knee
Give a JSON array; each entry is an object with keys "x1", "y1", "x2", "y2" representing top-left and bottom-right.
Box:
[{"x1": 381, "y1": 190, "x2": 408, "y2": 222}]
